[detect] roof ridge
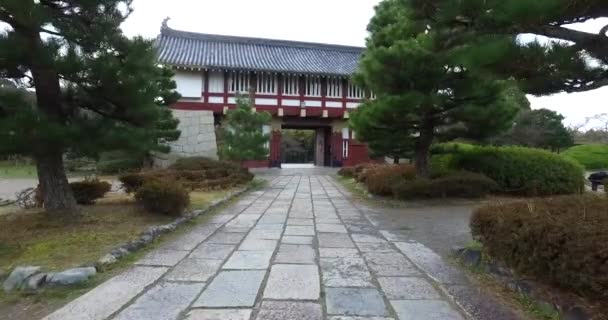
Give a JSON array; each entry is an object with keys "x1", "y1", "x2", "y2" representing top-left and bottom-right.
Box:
[{"x1": 160, "y1": 27, "x2": 365, "y2": 53}]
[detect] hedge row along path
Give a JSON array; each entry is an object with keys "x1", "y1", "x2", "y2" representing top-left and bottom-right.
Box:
[{"x1": 43, "y1": 171, "x2": 520, "y2": 320}]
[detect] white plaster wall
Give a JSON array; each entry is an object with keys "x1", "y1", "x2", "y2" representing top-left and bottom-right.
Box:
[
  {"x1": 155, "y1": 109, "x2": 218, "y2": 167},
  {"x1": 208, "y1": 71, "x2": 224, "y2": 93},
  {"x1": 174, "y1": 71, "x2": 203, "y2": 98}
]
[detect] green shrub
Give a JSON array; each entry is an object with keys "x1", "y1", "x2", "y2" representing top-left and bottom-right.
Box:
[
  {"x1": 135, "y1": 181, "x2": 190, "y2": 216},
  {"x1": 169, "y1": 157, "x2": 237, "y2": 171},
  {"x1": 562, "y1": 144, "x2": 608, "y2": 170},
  {"x1": 429, "y1": 154, "x2": 456, "y2": 178},
  {"x1": 364, "y1": 164, "x2": 416, "y2": 196},
  {"x1": 338, "y1": 167, "x2": 356, "y2": 178},
  {"x1": 392, "y1": 179, "x2": 433, "y2": 199},
  {"x1": 119, "y1": 173, "x2": 150, "y2": 194},
  {"x1": 471, "y1": 195, "x2": 608, "y2": 302},
  {"x1": 432, "y1": 172, "x2": 498, "y2": 198},
  {"x1": 454, "y1": 146, "x2": 584, "y2": 196},
  {"x1": 392, "y1": 171, "x2": 497, "y2": 199},
  {"x1": 70, "y1": 179, "x2": 112, "y2": 205}
]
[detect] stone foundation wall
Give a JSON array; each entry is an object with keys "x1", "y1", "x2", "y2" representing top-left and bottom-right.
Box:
[{"x1": 155, "y1": 109, "x2": 218, "y2": 167}]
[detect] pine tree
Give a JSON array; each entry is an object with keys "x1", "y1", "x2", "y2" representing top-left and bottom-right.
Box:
[
  {"x1": 353, "y1": 0, "x2": 527, "y2": 177},
  {"x1": 0, "y1": 1, "x2": 180, "y2": 213},
  {"x1": 219, "y1": 98, "x2": 271, "y2": 163},
  {"x1": 428, "y1": 0, "x2": 608, "y2": 94}
]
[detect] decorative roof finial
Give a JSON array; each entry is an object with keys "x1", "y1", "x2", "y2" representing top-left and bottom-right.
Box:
[{"x1": 161, "y1": 17, "x2": 171, "y2": 30}]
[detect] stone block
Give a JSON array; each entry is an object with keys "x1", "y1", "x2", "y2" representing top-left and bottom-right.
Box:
[
  {"x1": 390, "y1": 300, "x2": 464, "y2": 320},
  {"x1": 256, "y1": 301, "x2": 323, "y2": 320},
  {"x1": 325, "y1": 288, "x2": 389, "y2": 317},
  {"x1": 274, "y1": 244, "x2": 316, "y2": 264},
  {"x1": 190, "y1": 244, "x2": 235, "y2": 260},
  {"x1": 318, "y1": 233, "x2": 355, "y2": 248},
  {"x1": 193, "y1": 270, "x2": 266, "y2": 307},
  {"x1": 135, "y1": 249, "x2": 189, "y2": 267},
  {"x1": 164, "y1": 259, "x2": 222, "y2": 282},
  {"x1": 184, "y1": 309, "x2": 252, "y2": 320},
  {"x1": 263, "y1": 264, "x2": 320, "y2": 300},
  {"x1": 223, "y1": 251, "x2": 273, "y2": 270},
  {"x1": 378, "y1": 277, "x2": 441, "y2": 300},
  {"x1": 320, "y1": 258, "x2": 374, "y2": 287}
]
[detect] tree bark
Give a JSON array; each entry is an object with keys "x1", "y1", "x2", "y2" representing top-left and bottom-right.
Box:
[
  {"x1": 414, "y1": 117, "x2": 435, "y2": 178},
  {"x1": 35, "y1": 151, "x2": 78, "y2": 213}
]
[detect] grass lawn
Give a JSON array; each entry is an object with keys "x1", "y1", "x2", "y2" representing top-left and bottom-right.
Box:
[
  {"x1": 562, "y1": 144, "x2": 608, "y2": 170},
  {"x1": 0, "y1": 188, "x2": 236, "y2": 272},
  {"x1": 0, "y1": 161, "x2": 37, "y2": 179}
]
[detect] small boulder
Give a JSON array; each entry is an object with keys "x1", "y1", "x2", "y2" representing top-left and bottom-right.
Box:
[
  {"x1": 98, "y1": 254, "x2": 117, "y2": 266},
  {"x1": 24, "y1": 273, "x2": 47, "y2": 291},
  {"x1": 3, "y1": 266, "x2": 41, "y2": 293},
  {"x1": 461, "y1": 248, "x2": 482, "y2": 267},
  {"x1": 47, "y1": 267, "x2": 96, "y2": 286}
]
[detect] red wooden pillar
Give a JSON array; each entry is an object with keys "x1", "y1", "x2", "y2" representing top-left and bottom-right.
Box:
[
  {"x1": 269, "y1": 130, "x2": 282, "y2": 168},
  {"x1": 331, "y1": 131, "x2": 343, "y2": 167}
]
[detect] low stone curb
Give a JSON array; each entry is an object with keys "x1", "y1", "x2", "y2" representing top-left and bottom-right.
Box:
[
  {"x1": 453, "y1": 247, "x2": 593, "y2": 320},
  {"x1": 2, "y1": 183, "x2": 255, "y2": 294},
  {"x1": 97, "y1": 184, "x2": 253, "y2": 268}
]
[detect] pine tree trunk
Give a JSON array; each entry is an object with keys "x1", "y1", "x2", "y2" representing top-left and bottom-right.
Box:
[
  {"x1": 34, "y1": 152, "x2": 78, "y2": 213},
  {"x1": 393, "y1": 157, "x2": 400, "y2": 164},
  {"x1": 415, "y1": 118, "x2": 435, "y2": 178}
]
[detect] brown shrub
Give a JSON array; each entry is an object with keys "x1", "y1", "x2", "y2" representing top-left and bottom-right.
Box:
[
  {"x1": 392, "y1": 171, "x2": 498, "y2": 200},
  {"x1": 70, "y1": 179, "x2": 112, "y2": 205},
  {"x1": 118, "y1": 173, "x2": 150, "y2": 194},
  {"x1": 363, "y1": 164, "x2": 416, "y2": 196},
  {"x1": 471, "y1": 195, "x2": 608, "y2": 301},
  {"x1": 135, "y1": 181, "x2": 190, "y2": 216},
  {"x1": 338, "y1": 167, "x2": 356, "y2": 178}
]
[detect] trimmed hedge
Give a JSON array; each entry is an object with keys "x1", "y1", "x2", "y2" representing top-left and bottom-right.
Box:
[
  {"x1": 392, "y1": 171, "x2": 498, "y2": 199},
  {"x1": 362, "y1": 164, "x2": 416, "y2": 196},
  {"x1": 471, "y1": 195, "x2": 608, "y2": 302},
  {"x1": 70, "y1": 179, "x2": 112, "y2": 205},
  {"x1": 135, "y1": 181, "x2": 190, "y2": 216},
  {"x1": 453, "y1": 146, "x2": 584, "y2": 196},
  {"x1": 119, "y1": 157, "x2": 254, "y2": 192},
  {"x1": 562, "y1": 144, "x2": 608, "y2": 170}
]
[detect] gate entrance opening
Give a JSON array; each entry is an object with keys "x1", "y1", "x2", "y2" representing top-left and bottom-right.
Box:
[{"x1": 280, "y1": 126, "x2": 332, "y2": 167}]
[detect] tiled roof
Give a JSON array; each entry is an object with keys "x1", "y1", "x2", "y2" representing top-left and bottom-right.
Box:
[{"x1": 156, "y1": 25, "x2": 364, "y2": 77}]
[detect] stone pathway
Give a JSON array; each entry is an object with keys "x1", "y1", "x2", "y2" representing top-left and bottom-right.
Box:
[{"x1": 42, "y1": 174, "x2": 507, "y2": 320}]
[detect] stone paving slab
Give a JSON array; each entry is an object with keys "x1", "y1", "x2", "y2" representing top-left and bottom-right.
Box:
[
  {"x1": 319, "y1": 248, "x2": 361, "y2": 258},
  {"x1": 263, "y1": 264, "x2": 320, "y2": 300},
  {"x1": 393, "y1": 242, "x2": 468, "y2": 284},
  {"x1": 193, "y1": 270, "x2": 266, "y2": 307},
  {"x1": 164, "y1": 258, "x2": 223, "y2": 282},
  {"x1": 135, "y1": 249, "x2": 190, "y2": 267},
  {"x1": 205, "y1": 232, "x2": 247, "y2": 244},
  {"x1": 284, "y1": 225, "x2": 315, "y2": 236},
  {"x1": 274, "y1": 244, "x2": 316, "y2": 264},
  {"x1": 184, "y1": 309, "x2": 252, "y2": 320},
  {"x1": 318, "y1": 233, "x2": 355, "y2": 248},
  {"x1": 223, "y1": 251, "x2": 273, "y2": 270},
  {"x1": 390, "y1": 300, "x2": 464, "y2": 320},
  {"x1": 320, "y1": 257, "x2": 374, "y2": 287},
  {"x1": 113, "y1": 282, "x2": 204, "y2": 320},
  {"x1": 190, "y1": 244, "x2": 236, "y2": 260},
  {"x1": 43, "y1": 266, "x2": 167, "y2": 320},
  {"x1": 281, "y1": 235, "x2": 314, "y2": 245},
  {"x1": 256, "y1": 301, "x2": 323, "y2": 320},
  {"x1": 378, "y1": 277, "x2": 442, "y2": 300},
  {"x1": 325, "y1": 288, "x2": 389, "y2": 317},
  {"x1": 363, "y1": 252, "x2": 421, "y2": 277},
  {"x1": 316, "y1": 223, "x2": 348, "y2": 233}
]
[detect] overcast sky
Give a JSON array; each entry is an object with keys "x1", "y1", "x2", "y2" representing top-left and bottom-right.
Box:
[{"x1": 123, "y1": 0, "x2": 607, "y2": 128}]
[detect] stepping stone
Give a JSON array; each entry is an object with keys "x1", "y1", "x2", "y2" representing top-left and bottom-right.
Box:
[
  {"x1": 256, "y1": 301, "x2": 322, "y2": 320},
  {"x1": 263, "y1": 264, "x2": 320, "y2": 300},
  {"x1": 281, "y1": 236, "x2": 314, "y2": 245},
  {"x1": 223, "y1": 251, "x2": 273, "y2": 270},
  {"x1": 184, "y1": 309, "x2": 252, "y2": 320},
  {"x1": 325, "y1": 288, "x2": 389, "y2": 317},
  {"x1": 205, "y1": 232, "x2": 247, "y2": 244},
  {"x1": 190, "y1": 244, "x2": 235, "y2": 260},
  {"x1": 320, "y1": 258, "x2": 374, "y2": 287},
  {"x1": 113, "y1": 282, "x2": 204, "y2": 320},
  {"x1": 274, "y1": 244, "x2": 316, "y2": 264},
  {"x1": 363, "y1": 252, "x2": 420, "y2": 276},
  {"x1": 318, "y1": 233, "x2": 355, "y2": 248},
  {"x1": 43, "y1": 266, "x2": 167, "y2": 320},
  {"x1": 319, "y1": 248, "x2": 360, "y2": 258},
  {"x1": 193, "y1": 271, "x2": 266, "y2": 307},
  {"x1": 378, "y1": 277, "x2": 441, "y2": 300},
  {"x1": 164, "y1": 259, "x2": 222, "y2": 282},
  {"x1": 316, "y1": 224, "x2": 348, "y2": 233},
  {"x1": 390, "y1": 300, "x2": 464, "y2": 320},
  {"x1": 284, "y1": 225, "x2": 315, "y2": 236},
  {"x1": 239, "y1": 236, "x2": 279, "y2": 251},
  {"x1": 135, "y1": 249, "x2": 189, "y2": 267}
]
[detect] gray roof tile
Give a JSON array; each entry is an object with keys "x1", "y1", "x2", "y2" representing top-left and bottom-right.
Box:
[{"x1": 156, "y1": 27, "x2": 364, "y2": 76}]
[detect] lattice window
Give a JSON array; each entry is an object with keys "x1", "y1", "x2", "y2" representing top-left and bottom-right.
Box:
[
  {"x1": 257, "y1": 73, "x2": 277, "y2": 94},
  {"x1": 229, "y1": 71, "x2": 251, "y2": 93},
  {"x1": 283, "y1": 74, "x2": 299, "y2": 96},
  {"x1": 327, "y1": 77, "x2": 343, "y2": 98},
  {"x1": 347, "y1": 83, "x2": 365, "y2": 99},
  {"x1": 305, "y1": 76, "x2": 321, "y2": 97}
]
